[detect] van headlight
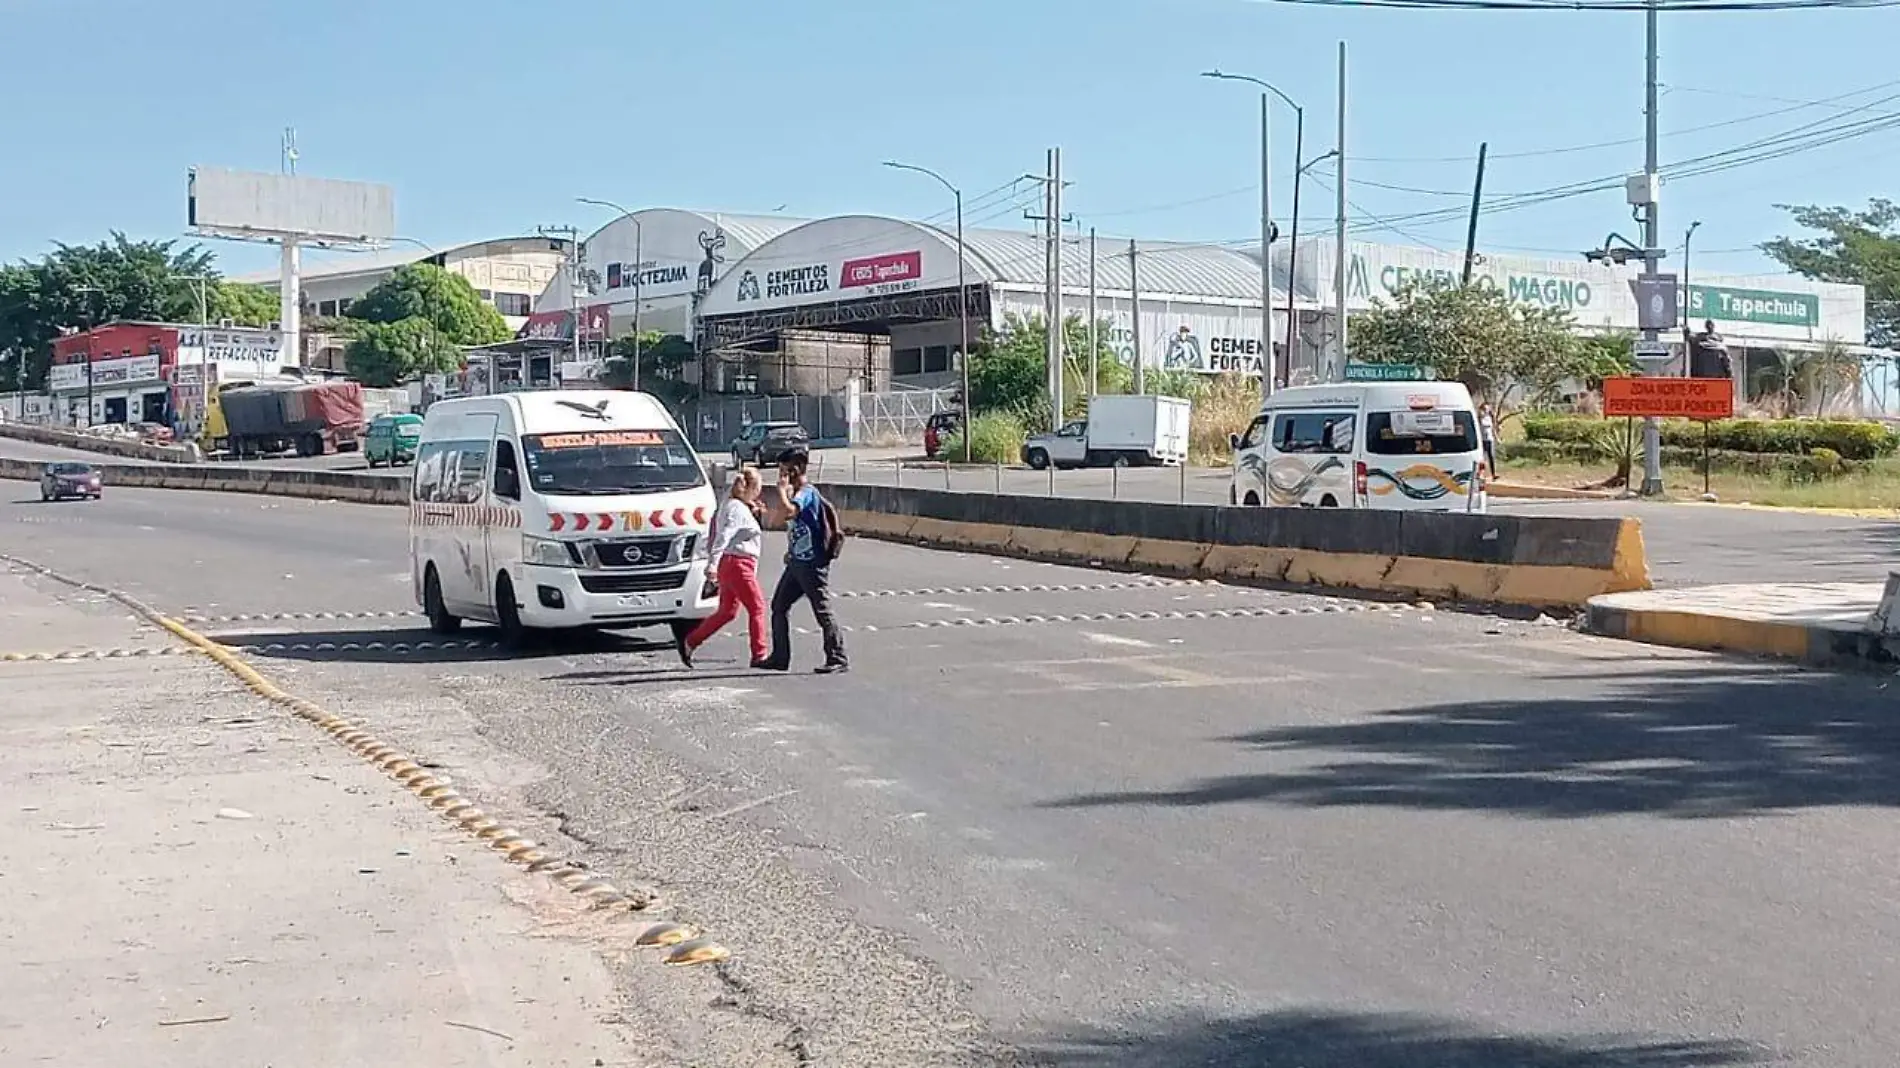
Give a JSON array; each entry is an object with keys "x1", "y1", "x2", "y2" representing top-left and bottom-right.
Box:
[
  {"x1": 686, "y1": 533, "x2": 707, "y2": 561},
  {"x1": 522, "y1": 536, "x2": 579, "y2": 567}
]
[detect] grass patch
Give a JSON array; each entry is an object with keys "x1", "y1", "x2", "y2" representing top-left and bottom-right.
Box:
[
  {"x1": 941, "y1": 410, "x2": 1028, "y2": 465},
  {"x1": 1501, "y1": 456, "x2": 1900, "y2": 510}
]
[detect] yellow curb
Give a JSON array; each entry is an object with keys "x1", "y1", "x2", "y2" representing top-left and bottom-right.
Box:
[{"x1": 1674, "y1": 501, "x2": 1900, "y2": 520}]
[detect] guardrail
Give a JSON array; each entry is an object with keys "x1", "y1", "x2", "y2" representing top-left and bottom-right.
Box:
[{"x1": 821, "y1": 483, "x2": 1650, "y2": 609}]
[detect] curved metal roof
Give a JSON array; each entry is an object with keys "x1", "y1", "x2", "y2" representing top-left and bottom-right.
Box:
[
  {"x1": 580, "y1": 208, "x2": 804, "y2": 250},
  {"x1": 954, "y1": 227, "x2": 1267, "y2": 301}
]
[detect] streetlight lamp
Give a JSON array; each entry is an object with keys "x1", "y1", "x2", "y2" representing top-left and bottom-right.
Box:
[
  {"x1": 577, "y1": 197, "x2": 643, "y2": 388},
  {"x1": 1203, "y1": 70, "x2": 1303, "y2": 394},
  {"x1": 883, "y1": 160, "x2": 972, "y2": 463},
  {"x1": 1682, "y1": 220, "x2": 1703, "y2": 344}
]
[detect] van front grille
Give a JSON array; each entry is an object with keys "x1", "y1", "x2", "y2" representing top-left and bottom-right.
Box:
[{"x1": 578, "y1": 569, "x2": 689, "y2": 595}]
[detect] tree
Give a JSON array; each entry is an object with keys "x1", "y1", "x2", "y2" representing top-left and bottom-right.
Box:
[
  {"x1": 206, "y1": 281, "x2": 280, "y2": 327},
  {"x1": 603, "y1": 331, "x2": 695, "y2": 384},
  {"x1": 343, "y1": 318, "x2": 462, "y2": 388},
  {"x1": 1350, "y1": 280, "x2": 1590, "y2": 410},
  {"x1": 968, "y1": 311, "x2": 1125, "y2": 416},
  {"x1": 346, "y1": 264, "x2": 511, "y2": 346},
  {"x1": 0, "y1": 233, "x2": 223, "y2": 389},
  {"x1": 1761, "y1": 199, "x2": 1899, "y2": 349}
]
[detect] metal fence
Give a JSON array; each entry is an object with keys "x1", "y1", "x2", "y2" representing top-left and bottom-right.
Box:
[
  {"x1": 677, "y1": 393, "x2": 850, "y2": 453},
  {"x1": 855, "y1": 387, "x2": 956, "y2": 445}
]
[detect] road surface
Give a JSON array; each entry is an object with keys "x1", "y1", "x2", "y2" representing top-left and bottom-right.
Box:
[{"x1": 4, "y1": 483, "x2": 1897, "y2": 1065}]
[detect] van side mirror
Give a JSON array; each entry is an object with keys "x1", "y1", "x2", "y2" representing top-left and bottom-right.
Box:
[
  {"x1": 494, "y1": 467, "x2": 520, "y2": 500},
  {"x1": 1228, "y1": 432, "x2": 1242, "y2": 451}
]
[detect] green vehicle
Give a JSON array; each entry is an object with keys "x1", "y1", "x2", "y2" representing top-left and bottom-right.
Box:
[{"x1": 364, "y1": 413, "x2": 423, "y2": 468}]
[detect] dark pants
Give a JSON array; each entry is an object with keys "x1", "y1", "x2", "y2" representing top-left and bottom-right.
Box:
[{"x1": 766, "y1": 561, "x2": 846, "y2": 668}]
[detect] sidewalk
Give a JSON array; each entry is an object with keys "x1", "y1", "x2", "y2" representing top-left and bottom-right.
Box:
[
  {"x1": 0, "y1": 568, "x2": 647, "y2": 1067},
  {"x1": 1584, "y1": 581, "x2": 1900, "y2": 668}
]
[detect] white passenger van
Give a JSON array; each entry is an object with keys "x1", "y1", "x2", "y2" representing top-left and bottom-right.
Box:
[
  {"x1": 1227, "y1": 380, "x2": 1488, "y2": 512},
  {"x1": 410, "y1": 390, "x2": 718, "y2": 645}
]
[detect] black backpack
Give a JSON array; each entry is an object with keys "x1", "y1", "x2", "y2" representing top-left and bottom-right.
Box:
[{"x1": 818, "y1": 495, "x2": 846, "y2": 562}]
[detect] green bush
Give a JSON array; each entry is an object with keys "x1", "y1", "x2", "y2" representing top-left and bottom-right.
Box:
[
  {"x1": 1502, "y1": 439, "x2": 1865, "y2": 481},
  {"x1": 1522, "y1": 415, "x2": 1900, "y2": 461},
  {"x1": 941, "y1": 411, "x2": 1027, "y2": 465}
]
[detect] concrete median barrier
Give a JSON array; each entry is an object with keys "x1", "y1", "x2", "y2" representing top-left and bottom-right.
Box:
[
  {"x1": 823, "y1": 482, "x2": 1649, "y2": 609},
  {"x1": 0, "y1": 421, "x2": 199, "y2": 462},
  {"x1": 0, "y1": 456, "x2": 410, "y2": 506}
]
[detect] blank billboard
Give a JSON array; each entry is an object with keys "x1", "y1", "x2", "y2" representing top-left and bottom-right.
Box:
[{"x1": 188, "y1": 166, "x2": 395, "y2": 243}]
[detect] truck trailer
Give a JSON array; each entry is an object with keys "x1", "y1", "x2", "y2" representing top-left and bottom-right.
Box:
[{"x1": 212, "y1": 381, "x2": 366, "y2": 458}]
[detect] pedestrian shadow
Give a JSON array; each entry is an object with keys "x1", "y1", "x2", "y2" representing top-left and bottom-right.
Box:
[
  {"x1": 1020, "y1": 1007, "x2": 1769, "y2": 1067},
  {"x1": 204, "y1": 625, "x2": 672, "y2": 664},
  {"x1": 546, "y1": 664, "x2": 768, "y2": 687},
  {"x1": 1039, "y1": 660, "x2": 1900, "y2": 819}
]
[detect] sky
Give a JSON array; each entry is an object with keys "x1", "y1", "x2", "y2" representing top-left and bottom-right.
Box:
[{"x1": 2, "y1": 0, "x2": 1896, "y2": 283}]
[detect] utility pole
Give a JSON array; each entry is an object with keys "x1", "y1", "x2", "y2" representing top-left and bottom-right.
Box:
[
  {"x1": 1283, "y1": 111, "x2": 1305, "y2": 390},
  {"x1": 1637, "y1": 0, "x2": 1665, "y2": 496},
  {"x1": 1332, "y1": 41, "x2": 1349, "y2": 381},
  {"x1": 1461, "y1": 143, "x2": 1488, "y2": 287},
  {"x1": 1023, "y1": 151, "x2": 1072, "y2": 430},
  {"x1": 1087, "y1": 227, "x2": 1099, "y2": 397},
  {"x1": 1129, "y1": 239, "x2": 1145, "y2": 395},
  {"x1": 1050, "y1": 147, "x2": 1065, "y2": 429}
]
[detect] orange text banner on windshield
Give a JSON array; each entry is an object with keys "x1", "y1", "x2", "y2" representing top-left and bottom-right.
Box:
[
  {"x1": 536, "y1": 431, "x2": 665, "y2": 449},
  {"x1": 1601, "y1": 376, "x2": 1735, "y2": 420}
]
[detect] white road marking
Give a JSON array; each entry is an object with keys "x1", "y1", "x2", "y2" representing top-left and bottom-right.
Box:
[{"x1": 1083, "y1": 631, "x2": 1154, "y2": 649}]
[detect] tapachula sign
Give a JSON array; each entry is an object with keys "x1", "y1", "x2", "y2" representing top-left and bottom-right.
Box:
[{"x1": 1687, "y1": 285, "x2": 1818, "y2": 328}]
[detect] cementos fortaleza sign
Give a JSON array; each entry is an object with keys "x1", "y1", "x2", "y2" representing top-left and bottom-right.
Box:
[{"x1": 996, "y1": 290, "x2": 1273, "y2": 376}]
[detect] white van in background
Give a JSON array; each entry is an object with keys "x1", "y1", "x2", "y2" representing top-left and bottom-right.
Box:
[
  {"x1": 410, "y1": 390, "x2": 718, "y2": 646},
  {"x1": 1227, "y1": 381, "x2": 1488, "y2": 512}
]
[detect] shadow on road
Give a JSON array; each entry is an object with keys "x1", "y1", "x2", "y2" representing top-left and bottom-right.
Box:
[
  {"x1": 1041, "y1": 662, "x2": 1900, "y2": 818},
  {"x1": 207, "y1": 625, "x2": 672, "y2": 664},
  {"x1": 1022, "y1": 1008, "x2": 1768, "y2": 1067}
]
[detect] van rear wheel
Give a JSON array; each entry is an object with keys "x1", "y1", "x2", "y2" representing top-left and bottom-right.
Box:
[
  {"x1": 1319, "y1": 495, "x2": 1339, "y2": 508},
  {"x1": 423, "y1": 566, "x2": 461, "y2": 634}
]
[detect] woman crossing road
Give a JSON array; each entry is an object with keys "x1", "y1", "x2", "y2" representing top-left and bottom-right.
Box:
[{"x1": 676, "y1": 464, "x2": 770, "y2": 668}]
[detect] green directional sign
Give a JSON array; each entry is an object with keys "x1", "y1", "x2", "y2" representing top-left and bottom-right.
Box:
[
  {"x1": 1688, "y1": 285, "x2": 1819, "y2": 328},
  {"x1": 1344, "y1": 362, "x2": 1432, "y2": 382}
]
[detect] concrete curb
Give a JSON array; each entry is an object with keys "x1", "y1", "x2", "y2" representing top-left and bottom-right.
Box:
[
  {"x1": 1582, "y1": 594, "x2": 1900, "y2": 669},
  {"x1": 0, "y1": 550, "x2": 736, "y2": 968},
  {"x1": 1488, "y1": 481, "x2": 1622, "y2": 501}
]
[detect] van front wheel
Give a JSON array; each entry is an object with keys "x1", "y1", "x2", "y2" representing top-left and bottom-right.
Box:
[
  {"x1": 1025, "y1": 448, "x2": 1050, "y2": 471},
  {"x1": 494, "y1": 573, "x2": 529, "y2": 649}
]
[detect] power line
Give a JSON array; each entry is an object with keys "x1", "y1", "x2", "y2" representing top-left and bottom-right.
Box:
[
  {"x1": 1355, "y1": 75, "x2": 1900, "y2": 163},
  {"x1": 1252, "y1": 0, "x2": 1898, "y2": 11}
]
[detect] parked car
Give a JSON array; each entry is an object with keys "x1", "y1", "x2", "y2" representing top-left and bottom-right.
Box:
[
  {"x1": 132, "y1": 421, "x2": 175, "y2": 444},
  {"x1": 40, "y1": 462, "x2": 102, "y2": 501},
  {"x1": 923, "y1": 410, "x2": 962, "y2": 458},
  {"x1": 364, "y1": 412, "x2": 424, "y2": 468},
  {"x1": 730, "y1": 421, "x2": 810, "y2": 466}
]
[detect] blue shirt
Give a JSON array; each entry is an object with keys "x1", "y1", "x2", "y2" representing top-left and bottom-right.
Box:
[{"x1": 786, "y1": 485, "x2": 825, "y2": 564}]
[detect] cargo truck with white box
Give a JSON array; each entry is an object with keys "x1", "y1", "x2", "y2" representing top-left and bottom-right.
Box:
[{"x1": 1020, "y1": 395, "x2": 1190, "y2": 470}]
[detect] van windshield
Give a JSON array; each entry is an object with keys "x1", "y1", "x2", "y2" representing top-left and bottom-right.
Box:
[
  {"x1": 1365, "y1": 410, "x2": 1480, "y2": 455},
  {"x1": 521, "y1": 429, "x2": 704, "y2": 496}
]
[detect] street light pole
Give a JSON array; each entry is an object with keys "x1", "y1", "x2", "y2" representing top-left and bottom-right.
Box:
[
  {"x1": 883, "y1": 160, "x2": 972, "y2": 463},
  {"x1": 577, "y1": 197, "x2": 647, "y2": 388},
  {"x1": 1203, "y1": 70, "x2": 1305, "y2": 395},
  {"x1": 1682, "y1": 220, "x2": 1702, "y2": 342},
  {"x1": 73, "y1": 284, "x2": 104, "y2": 427}
]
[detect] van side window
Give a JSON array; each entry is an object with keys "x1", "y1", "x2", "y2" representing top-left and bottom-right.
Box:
[
  {"x1": 412, "y1": 442, "x2": 448, "y2": 502},
  {"x1": 448, "y1": 443, "x2": 490, "y2": 504},
  {"x1": 492, "y1": 439, "x2": 520, "y2": 499},
  {"x1": 1272, "y1": 411, "x2": 1356, "y2": 455},
  {"x1": 1240, "y1": 415, "x2": 1271, "y2": 450}
]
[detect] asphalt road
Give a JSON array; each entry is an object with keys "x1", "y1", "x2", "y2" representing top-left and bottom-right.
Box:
[{"x1": 5, "y1": 484, "x2": 1898, "y2": 1065}]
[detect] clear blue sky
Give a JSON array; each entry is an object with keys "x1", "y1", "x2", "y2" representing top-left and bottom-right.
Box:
[{"x1": 4, "y1": 0, "x2": 1895, "y2": 281}]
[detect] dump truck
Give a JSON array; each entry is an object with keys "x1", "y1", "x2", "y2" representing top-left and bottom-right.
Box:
[{"x1": 211, "y1": 380, "x2": 366, "y2": 458}]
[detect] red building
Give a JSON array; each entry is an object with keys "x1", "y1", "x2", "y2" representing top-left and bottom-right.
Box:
[{"x1": 49, "y1": 323, "x2": 180, "y2": 426}]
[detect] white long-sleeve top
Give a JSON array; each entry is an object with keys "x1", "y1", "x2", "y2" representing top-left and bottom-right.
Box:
[{"x1": 708, "y1": 497, "x2": 763, "y2": 561}]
